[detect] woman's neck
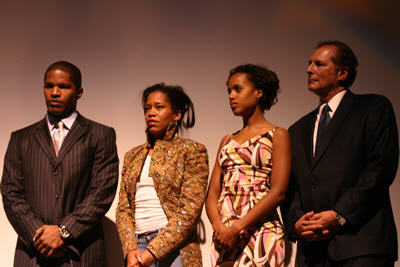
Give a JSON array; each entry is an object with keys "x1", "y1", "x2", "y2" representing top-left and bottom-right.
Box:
[
  {"x1": 242, "y1": 106, "x2": 267, "y2": 129},
  {"x1": 148, "y1": 135, "x2": 161, "y2": 148}
]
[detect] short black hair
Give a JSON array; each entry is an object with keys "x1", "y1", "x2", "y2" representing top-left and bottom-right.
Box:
[
  {"x1": 44, "y1": 61, "x2": 82, "y2": 88},
  {"x1": 227, "y1": 64, "x2": 280, "y2": 111},
  {"x1": 317, "y1": 41, "x2": 358, "y2": 87},
  {"x1": 142, "y1": 83, "x2": 195, "y2": 129}
]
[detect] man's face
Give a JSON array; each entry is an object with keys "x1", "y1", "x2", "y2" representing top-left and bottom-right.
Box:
[
  {"x1": 306, "y1": 45, "x2": 342, "y2": 97},
  {"x1": 44, "y1": 69, "x2": 83, "y2": 117}
]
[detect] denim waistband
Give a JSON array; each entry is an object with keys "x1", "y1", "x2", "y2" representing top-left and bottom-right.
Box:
[{"x1": 136, "y1": 228, "x2": 162, "y2": 238}]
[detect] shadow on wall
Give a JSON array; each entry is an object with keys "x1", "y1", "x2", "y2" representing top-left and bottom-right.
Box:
[
  {"x1": 102, "y1": 217, "x2": 124, "y2": 267},
  {"x1": 197, "y1": 218, "x2": 206, "y2": 244}
]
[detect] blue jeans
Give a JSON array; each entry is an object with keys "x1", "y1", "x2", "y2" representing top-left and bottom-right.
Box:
[{"x1": 136, "y1": 228, "x2": 182, "y2": 267}]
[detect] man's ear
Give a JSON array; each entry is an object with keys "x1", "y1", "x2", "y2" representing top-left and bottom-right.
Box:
[
  {"x1": 76, "y1": 88, "x2": 83, "y2": 100},
  {"x1": 337, "y1": 67, "x2": 349, "y2": 82}
]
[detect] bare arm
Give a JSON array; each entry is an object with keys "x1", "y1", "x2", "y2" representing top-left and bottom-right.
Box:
[{"x1": 205, "y1": 136, "x2": 229, "y2": 232}]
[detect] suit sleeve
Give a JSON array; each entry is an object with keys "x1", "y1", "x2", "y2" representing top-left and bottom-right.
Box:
[
  {"x1": 147, "y1": 142, "x2": 209, "y2": 260},
  {"x1": 335, "y1": 96, "x2": 399, "y2": 228},
  {"x1": 282, "y1": 126, "x2": 306, "y2": 240},
  {"x1": 60, "y1": 127, "x2": 119, "y2": 239},
  {"x1": 1, "y1": 132, "x2": 44, "y2": 246},
  {"x1": 284, "y1": 174, "x2": 304, "y2": 241}
]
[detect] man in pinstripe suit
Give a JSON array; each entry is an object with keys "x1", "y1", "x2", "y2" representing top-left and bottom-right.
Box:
[{"x1": 1, "y1": 61, "x2": 119, "y2": 266}]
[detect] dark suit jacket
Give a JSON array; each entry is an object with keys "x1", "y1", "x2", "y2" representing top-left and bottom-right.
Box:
[
  {"x1": 1, "y1": 113, "x2": 119, "y2": 266},
  {"x1": 286, "y1": 91, "x2": 398, "y2": 265}
]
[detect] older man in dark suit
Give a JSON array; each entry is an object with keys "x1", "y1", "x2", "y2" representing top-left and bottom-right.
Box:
[
  {"x1": 1, "y1": 61, "x2": 119, "y2": 266},
  {"x1": 286, "y1": 41, "x2": 398, "y2": 266}
]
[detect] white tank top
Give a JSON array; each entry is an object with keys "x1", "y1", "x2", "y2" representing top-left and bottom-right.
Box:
[{"x1": 135, "y1": 156, "x2": 168, "y2": 233}]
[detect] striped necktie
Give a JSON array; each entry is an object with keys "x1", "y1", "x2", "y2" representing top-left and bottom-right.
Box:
[{"x1": 52, "y1": 121, "x2": 66, "y2": 157}]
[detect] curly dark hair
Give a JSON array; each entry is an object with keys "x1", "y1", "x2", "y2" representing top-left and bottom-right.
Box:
[
  {"x1": 142, "y1": 83, "x2": 195, "y2": 129},
  {"x1": 317, "y1": 41, "x2": 358, "y2": 87},
  {"x1": 44, "y1": 61, "x2": 82, "y2": 88},
  {"x1": 227, "y1": 64, "x2": 280, "y2": 111}
]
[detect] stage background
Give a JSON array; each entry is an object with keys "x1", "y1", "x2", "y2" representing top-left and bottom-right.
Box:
[{"x1": 1, "y1": 0, "x2": 399, "y2": 266}]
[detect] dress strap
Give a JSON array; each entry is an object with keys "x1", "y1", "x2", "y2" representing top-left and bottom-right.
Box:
[
  {"x1": 221, "y1": 134, "x2": 234, "y2": 146},
  {"x1": 261, "y1": 127, "x2": 278, "y2": 138}
]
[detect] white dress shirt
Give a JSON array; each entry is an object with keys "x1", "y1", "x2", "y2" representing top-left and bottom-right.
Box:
[
  {"x1": 46, "y1": 111, "x2": 78, "y2": 137},
  {"x1": 313, "y1": 90, "x2": 347, "y2": 156}
]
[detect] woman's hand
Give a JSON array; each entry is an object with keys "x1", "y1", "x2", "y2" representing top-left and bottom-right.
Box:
[
  {"x1": 138, "y1": 249, "x2": 156, "y2": 267},
  {"x1": 126, "y1": 250, "x2": 142, "y2": 267},
  {"x1": 213, "y1": 221, "x2": 241, "y2": 250}
]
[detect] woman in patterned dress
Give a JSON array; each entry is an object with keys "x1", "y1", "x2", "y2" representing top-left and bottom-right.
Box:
[
  {"x1": 116, "y1": 83, "x2": 209, "y2": 267},
  {"x1": 206, "y1": 64, "x2": 291, "y2": 267}
]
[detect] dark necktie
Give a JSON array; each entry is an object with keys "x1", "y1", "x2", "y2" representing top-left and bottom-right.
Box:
[{"x1": 315, "y1": 104, "x2": 331, "y2": 155}]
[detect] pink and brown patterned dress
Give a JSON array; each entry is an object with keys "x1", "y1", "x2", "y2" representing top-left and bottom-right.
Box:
[{"x1": 211, "y1": 129, "x2": 285, "y2": 267}]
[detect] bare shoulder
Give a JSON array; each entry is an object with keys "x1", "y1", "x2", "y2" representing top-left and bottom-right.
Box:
[
  {"x1": 220, "y1": 134, "x2": 231, "y2": 145},
  {"x1": 272, "y1": 127, "x2": 290, "y2": 146},
  {"x1": 273, "y1": 127, "x2": 290, "y2": 138}
]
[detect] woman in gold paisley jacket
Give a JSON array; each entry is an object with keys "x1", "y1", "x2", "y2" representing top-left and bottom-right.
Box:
[{"x1": 116, "y1": 83, "x2": 209, "y2": 267}]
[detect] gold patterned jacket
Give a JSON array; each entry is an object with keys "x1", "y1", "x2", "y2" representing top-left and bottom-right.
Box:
[{"x1": 116, "y1": 123, "x2": 209, "y2": 266}]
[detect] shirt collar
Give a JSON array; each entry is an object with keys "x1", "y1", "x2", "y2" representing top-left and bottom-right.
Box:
[
  {"x1": 319, "y1": 90, "x2": 347, "y2": 115},
  {"x1": 46, "y1": 111, "x2": 78, "y2": 130}
]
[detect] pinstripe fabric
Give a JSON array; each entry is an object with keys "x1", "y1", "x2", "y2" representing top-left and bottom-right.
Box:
[{"x1": 1, "y1": 113, "x2": 119, "y2": 267}]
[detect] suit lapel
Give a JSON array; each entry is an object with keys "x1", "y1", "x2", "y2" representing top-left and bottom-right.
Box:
[
  {"x1": 56, "y1": 114, "x2": 88, "y2": 166},
  {"x1": 34, "y1": 118, "x2": 57, "y2": 168},
  {"x1": 312, "y1": 91, "x2": 356, "y2": 169}
]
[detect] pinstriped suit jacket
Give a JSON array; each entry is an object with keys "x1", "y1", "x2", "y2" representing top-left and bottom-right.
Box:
[{"x1": 1, "y1": 113, "x2": 119, "y2": 266}]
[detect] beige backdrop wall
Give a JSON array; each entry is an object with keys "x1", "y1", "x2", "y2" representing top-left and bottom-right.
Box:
[{"x1": 1, "y1": 0, "x2": 399, "y2": 266}]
